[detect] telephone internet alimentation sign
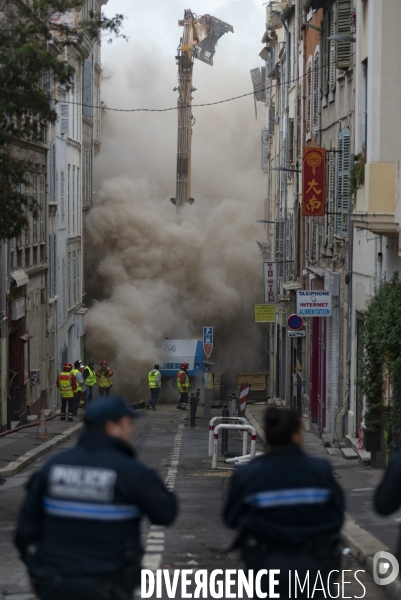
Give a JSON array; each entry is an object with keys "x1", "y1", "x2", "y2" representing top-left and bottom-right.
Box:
[{"x1": 296, "y1": 291, "x2": 332, "y2": 317}]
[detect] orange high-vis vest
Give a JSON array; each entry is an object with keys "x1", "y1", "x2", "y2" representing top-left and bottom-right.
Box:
[
  {"x1": 59, "y1": 372, "x2": 75, "y2": 398},
  {"x1": 176, "y1": 370, "x2": 189, "y2": 393}
]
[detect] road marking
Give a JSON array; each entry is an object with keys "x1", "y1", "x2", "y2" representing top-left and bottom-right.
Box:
[
  {"x1": 351, "y1": 487, "x2": 374, "y2": 492},
  {"x1": 141, "y1": 416, "x2": 185, "y2": 571}
]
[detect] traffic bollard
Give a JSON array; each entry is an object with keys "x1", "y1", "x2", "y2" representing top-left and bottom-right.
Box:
[
  {"x1": 221, "y1": 402, "x2": 229, "y2": 455},
  {"x1": 190, "y1": 393, "x2": 196, "y2": 428},
  {"x1": 195, "y1": 388, "x2": 200, "y2": 413}
]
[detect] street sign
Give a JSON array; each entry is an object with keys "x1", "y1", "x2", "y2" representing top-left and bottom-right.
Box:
[
  {"x1": 288, "y1": 330, "x2": 306, "y2": 338},
  {"x1": 296, "y1": 290, "x2": 332, "y2": 317},
  {"x1": 203, "y1": 327, "x2": 213, "y2": 358},
  {"x1": 287, "y1": 314, "x2": 303, "y2": 331},
  {"x1": 255, "y1": 304, "x2": 276, "y2": 322}
]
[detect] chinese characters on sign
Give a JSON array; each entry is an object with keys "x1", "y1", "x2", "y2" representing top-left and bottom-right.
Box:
[
  {"x1": 302, "y1": 148, "x2": 326, "y2": 217},
  {"x1": 263, "y1": 262, "x2": 277, "y2": 304}
]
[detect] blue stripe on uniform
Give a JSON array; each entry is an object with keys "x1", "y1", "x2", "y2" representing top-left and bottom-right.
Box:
[
  {"x1": 44, "y1": 498, "x2": 141, "y2": 521},
  {"x1": 244, "y1": 487, "x2": 331, "y2": 508}
]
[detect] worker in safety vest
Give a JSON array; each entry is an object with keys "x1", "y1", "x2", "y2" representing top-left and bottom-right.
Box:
[
  {"x1": 71, "y1": 361, "x2": 84, "y2": 415},
  {"x1": 82, "y1": 360, "x2": 96, "y2": 407},
  {"x1": 96, "y1": 360, "x2": 114, "y2": 397},
  {"x1": 56, "y1": 363, "x2": 77, "y2": 422},
  {"x1": 147, "y1": 364, "x2": 162, "y2": 411},
  {"x1": 176, "y1": 362, "x2": 190, "y2": 410}
]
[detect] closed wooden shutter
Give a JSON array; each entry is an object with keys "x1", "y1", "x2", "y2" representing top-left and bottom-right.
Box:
[
  {"x1": 285, "y1": 213, "x2": 292, "y2": 281},
  {"x1": 313, "y1": 50, "x2": 320, "y2": 132},
  {"x1": 324, "y1": 150, "x2": 335, "y2": 247},
  {"x1": 60, "y1": 102, "x2": 69, "y2": 134},
  {"x1": 82, "y1": 59, "x2": 93, "y2": 118},
  {"x1": 322, "y1": 11, "x2": 329, "y2": 96},
  {"x1": 306, "y1": 58, "x2": 312, "y2": 138},
  {"x1": 336, "y1": 0, "x2": 352, "y2": 70},
  {"x1": 275, "y1": 219, "x2": 285, "y2": 278},
  {"x1": 329, "y1": 4, "x2": 336, "y2": 92},
  {"x1": 288, "y1": 119, "x2": 294, "y2": 164},
  {"x1": 336, "y1": 128, "x2": 351, "y2": 236}
]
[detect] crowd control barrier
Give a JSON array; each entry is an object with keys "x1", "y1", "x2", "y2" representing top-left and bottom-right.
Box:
[
  {"x1": 211, "y1": 423, "x2": 256, "y2": 469},
  {"x1": 208, "y1": 416, "x2": 248, "y2": 456}
]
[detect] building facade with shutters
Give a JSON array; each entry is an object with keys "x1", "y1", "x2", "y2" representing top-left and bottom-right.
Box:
[
  {"x1": 47, "y1": 3, "x2": 103, "y2": 409},
  {"x1": 257, "y1": 0, "x2": 356, "y2": 443},
  {"x1": 0, "y1": 1, "x2": 105, "y2": 430},
  {"x1": 348, "y1": 0, "x2": 401, "y2": 452}
]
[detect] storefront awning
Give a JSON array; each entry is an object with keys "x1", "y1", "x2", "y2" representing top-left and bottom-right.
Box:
[
  {"x1": 11, "y1": 270, "x2": 29, "y2": 287},
  {"x1": 20, "y1": 333, "x2": 33, "y2": 342},
  {"x1": 283, "y1": 282, "x2": 302, "y2": 291}
]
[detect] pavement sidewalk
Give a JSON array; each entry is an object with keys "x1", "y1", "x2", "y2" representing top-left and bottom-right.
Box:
[
  {"x1": 0, "y1": 412, "x2": 83, "y2": 478},
  {"x1": 247, "y1": 404, "x2": 401, "y2": 599}
]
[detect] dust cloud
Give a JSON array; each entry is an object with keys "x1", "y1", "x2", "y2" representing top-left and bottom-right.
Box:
[{"x1": 85, "y1": 1, "x2": 267, "y2": 401}]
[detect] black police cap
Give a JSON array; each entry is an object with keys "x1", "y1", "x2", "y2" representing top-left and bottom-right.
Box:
[{"x1": 84, "y1": 396, "x2": 141, "y2": 426}]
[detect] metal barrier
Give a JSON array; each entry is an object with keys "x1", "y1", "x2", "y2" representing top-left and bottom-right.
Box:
[
  {"x1": 208, "y1": 416, "x2": 248, "y2": 456},
  {"x1": 212, "y1": 423, "x2": 256, "y2": 469},
  {"x1": 225, "y1": 451, "x2": 263, "y2": 464}
]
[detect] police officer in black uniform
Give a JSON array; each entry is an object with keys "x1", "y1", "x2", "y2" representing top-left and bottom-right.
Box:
[
  {"x1": 14, "y1": 395, "x2": 178, "y2": 600},
  {"x1": 374, "y1": 450, "x2": 401, "y2": 563},
  {"x1": 222, "y1": 407, "x2": 345, "y2": 599}
]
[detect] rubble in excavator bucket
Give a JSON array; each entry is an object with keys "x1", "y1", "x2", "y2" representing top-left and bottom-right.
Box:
[{"x1": 193, "y1": 15, "x2": 234, "y2": 67}]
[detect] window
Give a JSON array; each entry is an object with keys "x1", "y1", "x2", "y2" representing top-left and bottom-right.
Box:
[
  {"x1": 68, "y1": 251, "x2": 72, "y2": 308},
  {"x1": 67, "y1": 165, "x2": 71, "y2": 235},
  {"x1": 306, "y1": 58, "x2": 312, "y2": 140},
  {"x1": 330, "y1": 4, "x2": 336, "y2": 93},
  {"x1": 325, "y1": 150, "x2": 335, "y2": 248},
  {"x1": 72, "y1": 165, "x2": 75, "y2": 235},
  {"x1": 39, "y1": 172, "x2": 45, "y2": 241},
  {"x1": 77, "y1": 167, "x2": 80, "y2": 234},
  {"x1": 288, "y1": 119, "x2": 294, "y2": 164},
  {"x1": 60, "y1": 170, "x2": 65, "y2": 223},
  {"x1": 296, "y1": 95, "x2": 302, "y2": 159},
  {"x1": 60, "y1": 102, "x2": 69, "y2": 135},
  {"x1": 285, "y1": 213, "x2": 292, "y2": 281},
  {"x1": 313, "y1": 49, "x2": 320, "y2": 132},
  {"x1": 336, "y1": 128, "x2": 351, "y2": 236},
  {"x1": 275, "y1": 219, "x2": 285, "y2": 278},
  {"x1": 62, "y1": 258, "x2": 66, "y2": 318},
  {"x1": 49, "y1": 234, "x2": 57, "y2": 298},
  {"x1": 336, "y1": 0, "x2": 352, "y2": 70},
  {"x1": 32, "y1": 173, "x2": 38, "y2": 244}
]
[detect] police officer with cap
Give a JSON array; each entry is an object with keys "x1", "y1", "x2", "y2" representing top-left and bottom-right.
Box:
[{"x1": 14, "y1": 396, "x2": 178, "y2": 600}]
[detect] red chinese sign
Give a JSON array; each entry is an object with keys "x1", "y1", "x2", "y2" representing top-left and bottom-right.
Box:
[{"x1": 302, "y1": 148, "x2": 326, "y2": 217}]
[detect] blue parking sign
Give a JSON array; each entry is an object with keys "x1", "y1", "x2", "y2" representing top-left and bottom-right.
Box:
[{"x1": 203, "y1": 327, "x2": 213, "y2": 345}]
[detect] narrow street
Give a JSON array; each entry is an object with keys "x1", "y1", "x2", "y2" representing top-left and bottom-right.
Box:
[{"x1": 0, "y1": 406, "x2": 392, "y2": 599}]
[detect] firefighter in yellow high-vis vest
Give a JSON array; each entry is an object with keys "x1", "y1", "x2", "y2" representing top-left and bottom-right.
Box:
[
  {"x1": 83, "y1": 360, "x2": 96, "y2": 407},
  {"x1": 56, "y1": 363, "x2": 77, "y2": 421},
  {"x1": 147, "y1": 364, "x2": 162, "y2": 411},
  {"x1": 176, "y1": 362, "x2": 190, "y2": 410},
  {"x1": 96, "y1": 360, "x2": 114, "y2": 397}
]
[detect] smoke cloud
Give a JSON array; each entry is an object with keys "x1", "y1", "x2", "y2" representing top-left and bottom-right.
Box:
[{"x1": 85, "y1": 0, "x2": 267, "y2": 401}]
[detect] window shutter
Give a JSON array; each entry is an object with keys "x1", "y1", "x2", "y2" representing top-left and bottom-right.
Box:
[
  {"x1": 305, "y1": 217, "x2": 310, "y2": 261},
  {"x1": 285, "y1": 213, "x2": 292, "y2": 280},
  {"x1": 336, "y1": 128, "x2": 351, "y2": 236},
  {"x1": 260, "y1": 66, "x2": 266, "y2": 100},
  {"x1": 324, "y1": 150, "x2": 335, "y2": 247},
  {"x1": 311, "y1": 217, "x2": 318, "y2": 262},
  {"x1": 53, "y1": 234, "x2": 57, "y2": 297},
  {"x1": 250, "y1": 67, "x2": 263, "y2": 102},
  {"x1": 275, "y1": 219, "x2": 285, "y2": 278},
  {"x1": 297, "y1": 95, "x2": 302, "y2": 159},
  {"x1": 39, "y1": 173, "x2": 45, "y2": 242},
  {"x1": 269, "y1": 102, "x2": 275, "y2": 134},
  {"x1": 83, "y1": 59, "x2": 93, "y2": 118},
  {"x1": 322, "y1": 12, "x2": 329, "y2": 96},
  {"x1": 306, "y1": 59, "x2": 312, "y2": 137},
  {"x1": 313, "y1": 50, "x2": 319, "y2": 132},
  {"x1": 50, "y1": 142, "x2": 56, "y2": 203},
  {"x1": 292, "y1": 25, "x2": 296, "y2": 81},
  {"x1": 288, "y1": 30, "x2": 292, "y2": 85},
  {"x1": 32, "y1": 173, "x2": 38, "y2": 244},
  {"x1": 288, "y1": 119, "x2": 294, "y2": 164},
  {"x1": 60, "y1": 170, "x2": 65, "y2": 222},
  {"x1": 62, "y1": 258, "x2": 66, "y2": 318},
  {"x1": 49, "y1": 234, "x2": 54, "y2": 298},
  {"x1": 261, "y1": 128, "x2": 270, "y2": 169},
  {"x1": 330, "y1": 4, "x2": 337, "y2": 92},
  {"x1": 60, "y1": 102, "x2": 69, "y2": 134},
  {"x1": 336, "y1": 0, "x2": 351, "y2": 70}
]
